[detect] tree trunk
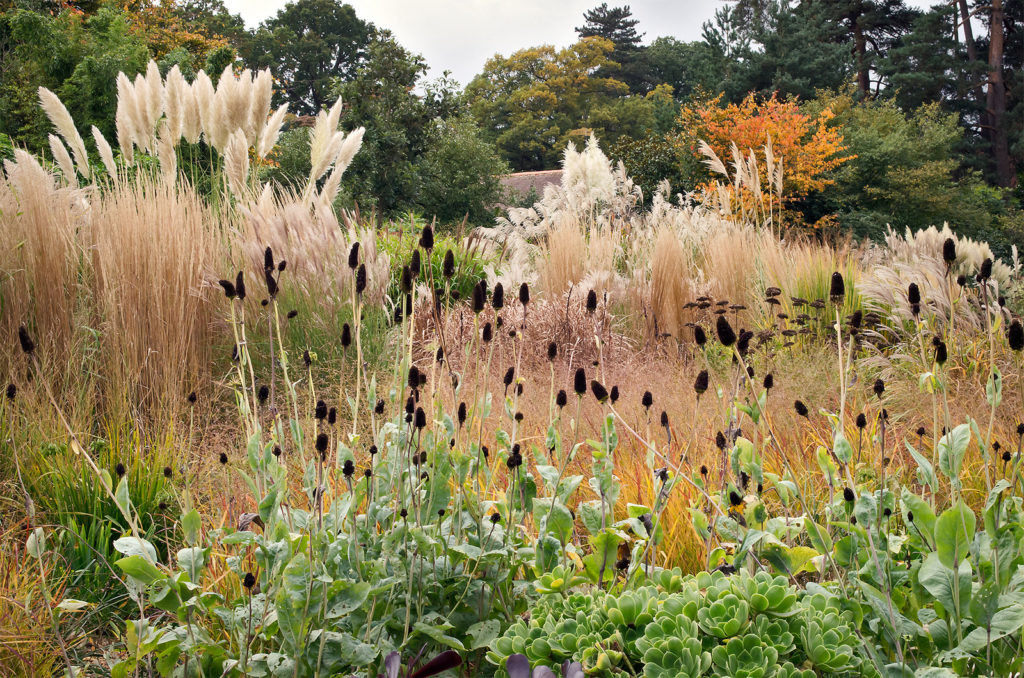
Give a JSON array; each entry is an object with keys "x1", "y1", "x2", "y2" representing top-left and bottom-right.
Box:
[
  {"x1": 986, "y1": 0, "x2": 1013, "y2": 186},
  {"x1": 853, "y1": 20, "x2": 870, "y2": 96}
]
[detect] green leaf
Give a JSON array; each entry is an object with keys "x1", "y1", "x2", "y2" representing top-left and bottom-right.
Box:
[
  {"x1": 181, "y1": 509, "x2": 200, "y2": 546},
  {"x1": 985, "y1": 367, "x2": 1002, "y2": 408},
  {"x1": 114, "y1": 476, "x2": 132, "y2": 518},
  {"x1": 936, "y1": 424, "x2": 970, "y2": 481},
  {"x1": 115, "y1": 555, "x2": 164, "y2": 585},
  {"x1": 466, "y1": 619, "x2": 501, "y2": 650},
  {"x1": 113, "y1": 536, "x2": 158, "y2": 563},
  {"x1": 957, "y1": 604, "x2": 1024, "y2": 652},
  {"x1": 834, "y1": 432, "x2": 853, "y2": 465},
  {"x1": 325, "y1": 581, "x2": 371, "y2": 619},
  {"x1": 26, "y1": 527, "x2": 46, "y2": 559},
  {"x1": 901, "y1": 489, "x2": 936, "y2": 544},
  {"x1": 918, "y1": 552, "x2": 971, "y2": 613},
  {"x1": 412, "y1": 621, "x2": 466, "y2": 651},
  {"x1": 905, "y1": 442, "x2": 938, "y2": 494},
  {"x1": 935, "y1": 500, "x2": 975, "y2": 569}
]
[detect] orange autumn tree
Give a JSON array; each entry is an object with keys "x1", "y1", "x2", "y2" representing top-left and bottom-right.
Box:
[{"x1": 675, "y1": 93, "x2": 852, "y2": 228}]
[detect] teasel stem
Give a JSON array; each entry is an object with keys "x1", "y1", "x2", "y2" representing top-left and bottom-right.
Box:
[
  {"x1": 980, "y1": 281, "x2": 996, "y2": 493},
  {"x1": 272, "y1": 301, "x2": 304, "y2": 468}
]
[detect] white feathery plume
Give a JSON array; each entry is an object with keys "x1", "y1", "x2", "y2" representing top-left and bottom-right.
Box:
[
  {"x1": 5, "y1": 149, "x2": 54, "y2": 195},
  {"x1": 249, "y1": 68, "x2": 273, "y2": 145},
  {"x1": 38, "y1": 87, "x2": 90, "y2": 179},
  {"x1": 307, "y1": 110, "x2": 333, "y2": 184},
  {"x1": 180, "y1": 83, "x2": 202, "y2": 144},
  {"x1": 257, "y1": 103, "x2": 288, "y2": 159},
  {"x1": 224, "y1": 129, "x2": 250, "y2": 198},
  {"x1": 163, "y1": 64, "x2": 186, "y2": 142},
  {"x1": 115, "y1": 72, "x2": 137, "y2": 156},
  {"x1": 214, "y1": 66, "x2": 253, "y2": 152},
  {"x1": 144, "y1": 61, "x2": 164, "y2": 137},
  {"x1": 156, "y1": 125, "x2": 178, "y2": 186},
  {"x1": 326, "y1": 96, "x2": 344, "y2": 133},
  {"x1": 48, "y1": 134, "x2": 77, "y2": 185},
  {"x1": 192, "y1": 70, "x2": 216, "y2": 143},
  {"x1": 91, "y1": 126, "x2": 118, "y2": 179},
  {"x1": 334, "y1": 126, "x2": 364, "y2": 175},
  {"x1": 132, "y1": 73, "x2": 155, "y2": 151}
]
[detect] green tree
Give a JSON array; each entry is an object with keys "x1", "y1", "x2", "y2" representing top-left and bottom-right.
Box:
[
  {"x1": 246, "y1": 0, "x2": 371, "y2": 115},
  {"x1": 467, "y1": 37, "x2": 660, "y2": 170},
  {"x1": 576, "y1": 3, "x2": 648, "y2": 92},
  {"x1": 643, "y1": 37, "x2": 724, "y2": 100}
]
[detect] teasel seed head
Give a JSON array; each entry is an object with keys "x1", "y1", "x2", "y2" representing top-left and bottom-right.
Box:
[
  {"x1": 243, "y1": 572, "x2": 256, "y2": 589},
  {"x1": 573, "y1": 367, "x2": 587, "y2": 395},
  {"x1": 235, "y1": 271, "x2": 246, "y2": 301},
  {"x1": 843, "y1": 487, "x2": 854, "y2": 502},
  {"x1": 409, "y1": 249, "x2": 421, "y2": 277},
  {"x1": 856, "y1": 413, "x2": 867, "y2": 429},
  {"x1": 547, "y1": 341, "x2": 557, "y2": 361},
  {"x1": 715, "y1": 315, "x2": 736, "y2": 347},
  {"x1": 591, "y1": 380, "x2": 608, "y2": 403},
  {"x1": 419, "y1": 225, "x2": 434, "y2": 251},
  {"x1": 315, "y1": 433, "x2": 328, "y2": 453},
  {"x1": 492, "y1": 283, "x2": 504, "y2": 310},
  {"x1": 341, "y1": 323, "x2": 352, "y2": 348},
  {"x1": 258, "y1": 385, "x2": 269, "y2": 404},
  {"x1": 328, "y1": 407, "x2": 337, "y2": 425},
  {"x1": 1008, "y1": 319, "x2": 1024, "y2": 352},
  {"x1": 829, "y1": 271, "x2": 845, "y2": 301},
  {"x1": 763, "y1": 373, "x2": 773, "y2": 390},
  {"x1": 794, "y1": 400, "x2": 808, "y2": 417},
  {"x1": 5, "y1": 383, "x2": 15, "y2": 400},
  {"x1": 516, "y1": 282, "x2": 532, "y2": 307},
  {"x1": 586, "y1": 289, "x2": 598, "y2": 313},
  {"x1": 219, "y1": 452, "x2": 228, "y2": 465},
  {"x1": 693, "y1": 325, "x2": 707, "y2": 346},
  {"x1": 472, "y1": 280, "x2": 486, "y2": 313},
  {"x1": 315, "y1": 400, "x2": 327, "y2": 420},
  {"x1": 482, "y1": 322, "x2": 493, "y2": 343},
  {"x1": 934, "y1": 340, "x2": 947, "y2": 365},
  {"x1": 694, "y1": 370, "x2": 709, "y2": 396},
  {"x1": 342, "y1": 459, "x2": 355, "y2": 478},
  {"x1": 980, "y1": 257, "x2": 993, "y2": 281},
  {"x1": 218, "y1": 279, "x2": 237, "y2": 299},
  {"x1": 942, "y1": 237, "x2": 956, "y2": 265},
  {"x1": 907, "y1": 282, "x2": 921, "y2": 306},
  {"x1": 287, "y1": 309, "x2": 298, "y2": 319},
  {"x1": 660, "y1": 410, "x2": 669, "y2": 427},
  {"x1": 355, "y1": 263, "x2": 367, "y2": 295},
  {"x1": 442, "y1": 249, "x2": 455, "y2": 278},
  {"x1": 556, "y1": 389, "x2": 568, "y2": 409},
  {"x1": 264, "y1": 246, "x2": 274, "y2": 272},
  {"x1": 458, "y1": 402, "x2": 467, "y2": 426},
  {"x1": 188, "y1": 391, "x2": 197, "y2": 405},
  {"x1": 873, "y1": 378, "x2": 885, "y2": 398}
]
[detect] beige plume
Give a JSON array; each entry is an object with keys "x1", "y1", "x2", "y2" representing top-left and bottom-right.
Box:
[
  {"x1": 48, "y1": 134, "x2": 77, "y2": 186},
  {"x1": 257, "y1": 104, "x2": 288, "y2": 159},
  {"x1": 224, "y1": 129, "x2": 250, "y2": 198},
  {"x1": 164, "y1": 65, "x2": 186, "y2": 142},
  {"x1": 115, "y1": 72, "x2": 137, "y2": 157},
  {"x1": 157, "y1": 125, "x2": 178, "y2": 186},
  {"x1": 91, "y1": 126, "x2": 118, "y2": 180},
  {"x1": 249, "y1": 69, "x2": 274, "y2": 146},
  {"x1": 38, "y1": 87, "x2": 90, "y2": 179},
  {"x1": 192, "y1": 70, "x2": 216, "y2": 144}
]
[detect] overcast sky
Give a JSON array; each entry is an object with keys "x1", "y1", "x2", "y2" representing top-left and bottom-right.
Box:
[{"x1": 222, "y1": 0, "x2": 939, "y2": 87}]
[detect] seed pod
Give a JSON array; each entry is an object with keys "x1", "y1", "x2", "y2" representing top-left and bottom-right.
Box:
[
  {"x1": 1008, "y1": 319, "x2": 1024, "y2": 352},
  {"x1": 347, "y1": 242, "x2": 360, "y2": 269},
  {"x1": 829, "y1": 271, "x2": 845, "y2": 300},
  {"x1": 555, "y1": 389, "x2": 567, "y2": 408},
  {"x1": 219, "y1": 279, "x2": 237, "y2": 299},
  {"x1": 641, "y1": 391, "x2": 653, "y2": 409},
  {"x1": 264, "y1": 247, "x2": 275, "y2": 272},
  {"x1": 873, "y1": 378, "x2": 885, "y2": 398},
  {"x1": 355, "y1": 263, "x2": 366, "y2": 295},
  {"x1": 942, "y1": 237, "x2": 956, "y2": 265},
  {"x1": 341, "y1": 323, "x2": 352, "y2": 348},
  {"x1": 856, "y1": 413, "x2": 867, "y2": 429},
  {"x1": 694, "y1": 370, "x2": 709, "y2": 395},
  {"x1": 843, "y1": 487, "x2": 855, "y2": 502},
  {"x1": 693, "y1": 326, "x2": 707, "y2": 346},
  {"x1": 609, "y1": 385, "x2": 619, "y2": 404},
  {"x1": 482, "y1": 322, "x2": 492, "y2": 342},
  {"x1": 492, "y1": 283, "x2": 504, "y2": 310},
  {"x1": 17, "y1": 326, "x2": 34, "y2": 355},
  {"x1": 794, "y1": 400, "x2": 808, "y2": 417},
  {"x1": 328, "y1": 407, "x2": 337, "y2": 425},
  {"x1": 409, "y1": 249, "x2": 421, "y2": 277},
  {"x1": 315, "y1": 400, "x2": 328, "y2": 420},
  {"x1": 585, "y1": 289, "x2": 598, "y2": 313},
  {"x1": 243, "y1": 572, "x2": 256, "y2": 589},
  {"x1": 980, "y1": 258, "x2": 993, "y2": 281},
  {"x1": 574, "y1": 368, "x2": 587, "y2": 395},
  {"x1": 716, "y1": 315, "x2": 736, "y2": 347},
  {"x1": 315, "y1": 433, "x2": 328, "y2": 453},
  {"x1": 472, "y1": 281, "x2": 486, "y2": 313},
  {"x1": 457, "y1": 402, "x2": 467, "y2": 426},
  {"x1": 591, "y1": 380, "x2": 608, "y2": 402},
  {"x1": 547, "y1": 341, "x2": 557, "y2": 361},
  {"x1": 762, "y1": 373, "x2": 773, "y2": 390},
  {"x1": 503, "y1": 366, "x2": 515, "y2": 387},
  {"x1": 419, "y1": 225, "x2": 434, "y2": 251},
  {"x1": 660, "y1": 410, "x2": 669, "y2": 427},
  {"x1": 441, "y1": 249, "x2": 455, "y2": 279},
  {"x1": 519, "y1": 282, "x2": 530, "y2": 306},
  {"x1": 343, "y1": 459, "x2": 355, "y2": 477},
  {"x1": 907, "y1": 282, "x2": 921, "y2": 305},
  {"x1": 235, "y1": 271, "x2": 246, "y2": 301}
]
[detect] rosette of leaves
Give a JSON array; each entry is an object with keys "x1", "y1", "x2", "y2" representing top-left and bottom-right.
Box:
[
  {"x1": 697, "y1": 592, "x2": 750, "y2": 639},
  {"x1": 750, "y1": 615, "x2": 796, "y2": 656},
  {"x1": 797, "y1": 610, "x2": 860, "y2": 673},
  {"x1": 731, "y1": 571, "x2": 798, "y2": 617},
  {"x1": 635, "y1": 614, "x2": 710, "y2": 678},
  {"x1": 710, "y1": 634, "x2": 779, "y2": 678},
  {"x1": 773, "y1": 662, "x2": 816, "y2": 678}
]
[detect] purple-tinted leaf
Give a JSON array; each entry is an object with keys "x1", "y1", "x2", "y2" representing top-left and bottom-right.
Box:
[
  {"x1": 409, "y1": 650, "x2": 462, "y2": 678},
  {"x1": 506, "y1": 654, "x2": 531, "y2": 678}
]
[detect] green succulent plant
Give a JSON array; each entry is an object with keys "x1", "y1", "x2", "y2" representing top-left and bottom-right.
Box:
[
  {"x1": 636, "y1": 614, "x2": 710, "y2": 678},
  {"x1": 697, "y1": 592, "x2": 750, "y2": 639},
  {"x1": 732, "y1": 571, "x2": 798, "y2": 617},
  {"x1": 711, "y1": 634, "x2": 779, "y2": 678},
  {"x1": 797, "y1": 610, "x2": 860, "y2": 673}
]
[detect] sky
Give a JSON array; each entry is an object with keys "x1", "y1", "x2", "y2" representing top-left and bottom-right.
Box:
[{"x1": 221, "y1": 0, "x2": 939, "y2": 87}]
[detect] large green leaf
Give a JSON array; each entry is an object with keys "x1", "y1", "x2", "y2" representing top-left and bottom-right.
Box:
[
  {"x1": 935, "y1": 501, "x2": 975, "y2": 569},
  {"x1": 115, "y1": 555, "x2": 164, "y2": 585},
  {"x1": 957, "y1": 604, "x2": 1024, "y2": 652},
  {"x1": 936, "y1": 424, "x2": 970, "y2": 482},
  {"x1": 918, "y1": 552, "x2": 971, "y2": 613}
]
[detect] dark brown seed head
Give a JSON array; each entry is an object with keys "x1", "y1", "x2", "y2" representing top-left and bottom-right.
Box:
[
  {"x1": 442, "y1": 249, "x2": 455, "y2": 278},
  {"x1": 341, "y1": 323, "x2": 352, "y2": 348},
  {"x1": 942, "y1": 238, "x2": 956, "y2": 265},
  {"x1": 243, "y1": 572, "x2": 256, "y2": 589},
  {"x1": 729, "y1": 491, "x2": 742, "y2": 507},
  {"x1": 715, "y1": 431, "x2": 726, "y2": 450},
  {"x1": 419, "y1": 225, "x2": 434, "y2": 251},
  {"x1": 5, "y1": 383, "x2": 15, "y2": 400},
  {"x1": 219, "y1": 452, "x2": 228, "y2": 465},
  {"x1": 980, "y1": 258, "x2": 993, "y2": 281},
  {"x1": 457, "y1": 402, "x2": 467, "y2": 426},
  {"x1": 492, "y1": 283, "x2": 504, "y2": 310},
  {"x1": 934, "y1": 340, "x2": 947, "y2": 365},
  {"x1": 609, "y1": 385, "x2": 619, "y2": 404},
  {"x1": 409, "y1": 249, "x2": 421, "y2": 277},
  {"x1": 693, "y1": 326, "x2": 707, "y2": 346},
  {"x1": 115, "y1": 462, "x2": 126, "y2": 477},
  {"x1": 907, "y1": 282, "x2": 920, "y2": 306},
  {"x1": 519, "y1": 282, "x2": 530, "y2": 306},
  {"x1": 916, "y1": 426, "x2": 926, "y2": 437},
  {"x1": 700, "y1": 464, "x2": 708, "y2": 476},
  {"x1": 843, "y1": 487, "x2": 854, "y2": 502},
  {"x1": 503, "y1": 366, "x2": 514, "y2": 387},
  {"x1": 343, "y1": 459, "x2": 355, "y2": 477},
  {"x1": 235, "y1": 271, "x2": 246, "y2": 301},
  {"x1": 715, "y1": 315, "x2": 736, "y2": 347},
  {"x1": 315, "y1": 433, "x2": 328, "y2": 453},
  {"x1": 472, "y1": 281, "x2": 486, "y2": 313},
  {"x1": 328, "y1": 407, "x2": 337, "y2": 425},
  {"x1": 355, "y1": 264, "x2": 366, "y2": 295},
  {"x1": 873, "y1": 378, "x2": 885, "y2": 398},
  {"x1": 264, "y1": 269, "x2": 278, "y2": 298},
  {"x1": 17, "y1": 326, "x2": 35, "y2": 355},
  {"x1": 287, "y1": 309, "x2": 298, "y2": 319},
  {"x1": 188, "y1": 391, "x2": 197, "y2": 404},
  {"x1": 794, "y1": 400, "x2": 808, "y2": 417},
  {"x1": 482, "y1": 322, "x2": 492, "y2": 342},
  {"x1": 694, "y1": 370, "x2": 709, "y2": 396},
  {"x1": 1008, "y1": 320, "x2": 1024, "y2": 352},
  {"x1": 218, "y1": 280, "x2": 236, "y2": 299},
  {"x1": 375, "y1": 399, "x2": 385, "y2": 415},
  {"x1": 856, "y1": 413, "x2": 867, "y2": 429},
  {"x1": 574, "y1": 368, "x2": 587, "y2": 395},
  {"x1": 258, "y1": 385, "x2": 269, "y2": 403},
  {"x1": 315, "y1": 400, "x2": 327, "y2": 420},
  {"x1": 264, "y1": 246, "x2": 275, "y2": 272},
  {"x1": 547, "y1": 341, "x2": 557, "y2": 361},
  {"x1": 556, "y1": 389, "x2": 567, "y2": 408},
  {"x1": 586, "y1": 289, "x2": 598, "y2": 313},
  {"x1": 163, "y1": 466, "x2": 172, "y2": 478},
  {"x1": 660, "y1": 410, "x2": 669, "y2": 427},
  {"x1": 303, "y1": 350, "x2": 311, "y2": 367},
  {"x1": 829, "y1": 271, "x2": 845, "y2": 301},
  {"x1": 762, "y1": 373, "x2": 773, "y2": 390},
  {"x1": 591, "y1": 380, "x2": 608, "y2": 402}
]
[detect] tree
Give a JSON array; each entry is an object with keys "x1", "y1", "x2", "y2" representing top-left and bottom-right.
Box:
[
  {"x1": 575, "y1": 3, "x2": 648, "y2": 92},
  {"x1": 246, "y1": 0, "x2": 371, "y2": 115},
  {"x1": 643, "y1": 37, "x2": 725, "y2": 100},
  {"x1": 819, "y1": 0, "x2": 918, "y2": 96},
  {"x1": 467, "y1": 37, "x2": 663, "y2": 170}
]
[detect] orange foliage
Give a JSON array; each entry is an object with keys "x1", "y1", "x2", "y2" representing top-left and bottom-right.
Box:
[
  {"x1": 676, "y1": 93, "x2": 853, "y2": 202},
  {"x1": 115, "y1": 0, "x2": 229, "y2": 59}
]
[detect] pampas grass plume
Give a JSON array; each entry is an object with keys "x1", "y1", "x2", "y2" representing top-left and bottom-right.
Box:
[{"x1": 38, "y1": 87, "x2": 90, "y2": 179}]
